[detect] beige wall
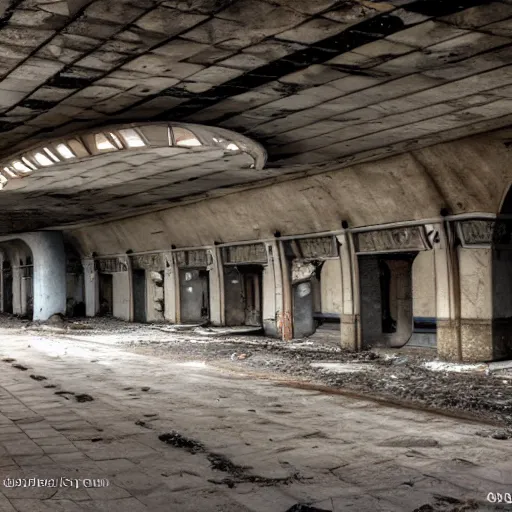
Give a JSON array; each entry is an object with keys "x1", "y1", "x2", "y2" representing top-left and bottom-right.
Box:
[
  {"x1": 412, "y1": 251, "x2": 436, "y2": 318},
  {"x1": 67, "y1": 132, "x2": 512, "y2": 257},
  {"x1": 112, "y1": 272, "x2": 130, "y2": 321},
  {"x1": 320, "y1": 259, "x2": 342, "y2": 314},
  {"x1": 459, "y1": 248, "x2": 492, "y2": 320}
]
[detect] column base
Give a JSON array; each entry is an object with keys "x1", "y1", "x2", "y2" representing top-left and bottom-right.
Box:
[
  {"x1": 437, "y1": 319, "x2": 461, "y2": 362},
  {"x1": 340, "y1": 314, "x2": 359, "y2": 351}
]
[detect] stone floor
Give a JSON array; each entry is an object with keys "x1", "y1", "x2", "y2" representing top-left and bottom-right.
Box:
[{"x1": 0, "y1": 325, "x2": 510, "y2": 511}]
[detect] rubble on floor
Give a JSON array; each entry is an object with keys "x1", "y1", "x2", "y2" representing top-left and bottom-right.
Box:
[{"x1": 2, "y1": 314, "x2": 512, "y2": 428}]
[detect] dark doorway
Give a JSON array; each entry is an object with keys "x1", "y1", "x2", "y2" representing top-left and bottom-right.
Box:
[
  {"x1": 359, "y1": 253, "x2": 416, "y2": 348},
  {"x1": 132, "y1": 269, "x2": 147, "y2": 323},
  {"x1": 293, "y1": 279, "x2": 315, "y2": 338},
  {"x1": 98, "y1": 273, "x2": 113, "y2": 316},
  {"x1": 179, "y1": 268, "x2": 209, "y2": 324},
  {"x1": 3, "y1": 261, "x2": 12, "y2": 314},
  {"x1": 224, "y1": 265, "x2": 263, "y2": 327},
  {"x1": 492, "y1": 187, "x2": 512, "y2": 359}
]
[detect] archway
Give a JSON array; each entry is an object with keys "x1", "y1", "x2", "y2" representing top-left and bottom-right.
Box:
[{"x1": 492, "y1": 186, "x2": 512, "y2": 360}]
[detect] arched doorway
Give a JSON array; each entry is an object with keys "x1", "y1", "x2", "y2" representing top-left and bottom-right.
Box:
[{"x1": 492, "y1": 186, "x2": 512, "y2": 359}]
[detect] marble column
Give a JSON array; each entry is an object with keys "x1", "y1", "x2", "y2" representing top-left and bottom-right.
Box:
[{"x1": 82, "y1": 258, "x2": 99, "y2": 318}]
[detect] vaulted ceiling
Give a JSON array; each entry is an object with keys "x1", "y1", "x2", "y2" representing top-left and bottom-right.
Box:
[{"x1": 0, "y1": 0, "x2": 511, "y2": 233}]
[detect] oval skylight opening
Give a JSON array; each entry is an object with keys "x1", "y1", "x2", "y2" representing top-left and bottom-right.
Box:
[
  {"x1": 11, "y1": 161, "x2": 32, "y2": 174},
  {"x1": 3, "y1": 167, "x2": 17, "y2": 178},
  {"x1": 173, "y1": 127, "x2": 201, "y2": 147},
  {"x1": 119, "y1": 129, "x2": 146, "y2": 148},
  {"x1": 95, "y1": 133, "x2": 117, "y2": 151},
  {"x1": 56, "y1": 143, "x2": 75, "y2": 159},
  {"x1": 34, "y1": 152, "x2": 54, "y2": 166}
]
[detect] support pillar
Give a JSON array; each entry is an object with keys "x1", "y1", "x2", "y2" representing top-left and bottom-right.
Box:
[
  {"x1": 432, "y1": 222, "x2": 462, "y2": 361},
  {"x1": 12, "y1": 264, "x2": 22, "y2": 316},
  {"x1": 83, "y1": 258, "x2": 99, "y2": 317},
  {"x1": 277, "y1": 240, "x2": 292, "y2": 341},
  {"x1": 262, "y1": 241, "x2": 281, "y2": 337},
  {"x1": 207, "y1": 247, "x2": 223, "y2": 326},
  {"x1": 20, "y1": 232, "x2": 66, "y2": 321},
  {"x1": 163, "y1": 252, "x2": 177, "y2": 323},
  {"x1": 337, "y1": 232, "x2": 361, "y2": 351}
]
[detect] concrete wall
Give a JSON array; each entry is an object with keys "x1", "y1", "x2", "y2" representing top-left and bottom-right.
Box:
[
  {"x1": 412, "y1": 251, "x2": 436, "y2": 318},
  {"x1": 112, "y1": 272, "x2": 130, "y2": 321},
  {"x1": 320, "y1": 259, "x2": 342, "y2": 315}
]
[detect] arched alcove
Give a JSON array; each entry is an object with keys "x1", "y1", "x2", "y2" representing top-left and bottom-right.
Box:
[{"x1": 492, "y1": 186, "x2": 512, "y2": 359}]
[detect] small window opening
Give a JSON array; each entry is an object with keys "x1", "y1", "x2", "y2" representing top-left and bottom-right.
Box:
[
  {"x1": 56, "y1": 143, "x2": 75, "y2": 159},
  {"x1": 11, "y1": 161, "x2": 32, "y2": 174},
  {"x1": 119, "y1": 129, "x2": 146, "y2": 148},
  {"x1": 34, "y1": 152, "x2": 54, "y2": 166},
  {"x1": 95, "y1": 133, "x2": 117, "y2": 151},
  {"x1": 172, "y1": 127, "x2": 201, "y2": 147}
]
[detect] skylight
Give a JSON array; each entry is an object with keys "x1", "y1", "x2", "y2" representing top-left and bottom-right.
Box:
[
  {"x1": 95, "y1": 133, "x2": 117, "y2": 151},
  {"x1": 56, "y1": 143, "x2": 75, "y2": 159},
  {"x1": 11, "y1": 161, "x2": 32, "y2": 174},
  {"x1": 34, "y1": 153, "x2": 53, "y2": 166},
  {"x1": 119, "y1": 129, "x2": 146, "y2": 148}
]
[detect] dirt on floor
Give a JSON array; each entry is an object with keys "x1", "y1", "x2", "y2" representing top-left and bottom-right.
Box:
[{"x1": 5, "y1": 314, "x2": 512, "y2": 435}]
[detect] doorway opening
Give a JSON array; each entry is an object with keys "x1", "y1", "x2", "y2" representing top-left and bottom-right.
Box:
[
  {"x1": 179, "y1": 268, "x2": 210, "y2": 324},
  {"x1": 98, "y1": 273, "x2": 113, "y2": 316},
  {"x1": 224, "y1": 265, "x2": 263, "y2": 327},
  {"x1": 3, "y1": 260, "x2": 12, "y2": 314},
  {"x1": 132, "y1": 268, "x2": 147, "y2": 323},
  {"x1": 359, "y1": 253, "x2": 417, "y2": 349}
]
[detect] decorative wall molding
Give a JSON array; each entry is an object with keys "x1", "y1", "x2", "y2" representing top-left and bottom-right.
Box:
[
  {"x1": 284, "y1": 236, "x2": 338, "y2": 260},
  {"x1": 131, "y1": 253, "x2": 164, "y2": 271},
  {"x1": 174, "y1": 249, "x2": 211, "y2": 268},
  {"x1": 96, "y1": 257, "x2": 128, "y2": 273},
  {"x1": 354, "y1": 226, "x2": 430, "y2": 254},
  {"x1": 222, "y1": 243, "x2": 267, "y2": 265}
]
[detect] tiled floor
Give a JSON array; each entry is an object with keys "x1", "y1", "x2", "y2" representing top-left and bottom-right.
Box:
[{"x1": 0, "y1": 326, "x2": 510, "y2": 511}]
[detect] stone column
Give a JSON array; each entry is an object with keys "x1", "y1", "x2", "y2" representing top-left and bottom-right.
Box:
[
  {"x1": 262, "y1": 241, "x2": 281, "y2": 337},
  {"x1": 20, "y1": 275, "x2": 28, "y2": 317},
  {"x1": 207, "y1": 247, "x2": 223, "y2": 326},
  {"x1": 22, "y1": 232, "x2": 66, "y2": 321},
  {"x1": 82, "y1": 258, "x2": 99, "y2": 317},
  {"x1": 432, "y1": 222, "x2": 462, "y2": 361},
  {"x1": 458, "y1": 246, "x2": 493, "y2": 361},
  {"x1": 163, "y1": 252, "x2": 177, "y2": 323},
  {"x1": 337, "y1": 232, "x2": 361, "y2": 351},
  {"x1": 277, "y1": 240, "x2": 293, "y2": 340},
  {"x1": 12, "y1": 264, "x2": 22, "y2": 316}
]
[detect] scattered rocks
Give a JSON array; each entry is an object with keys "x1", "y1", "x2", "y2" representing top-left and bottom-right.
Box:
[
  {"x1": 378, "y1": 436, "x2": 440, "y2": 448},
  {"x1": 159, "y1": 431, "x2": 205, "y2": 454},
  {"x1": 55, "y1": 391, "x2": 75, "y2": 400},
  {"x1": 12, "y1": 364, "x2": 28, "y2": 371},
  {"x1": 475, "y1": 428, "x2": 512, "y2": 440},
  {"x1": 75, "y1": 393, "x2": 94, "y2": 403}
]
